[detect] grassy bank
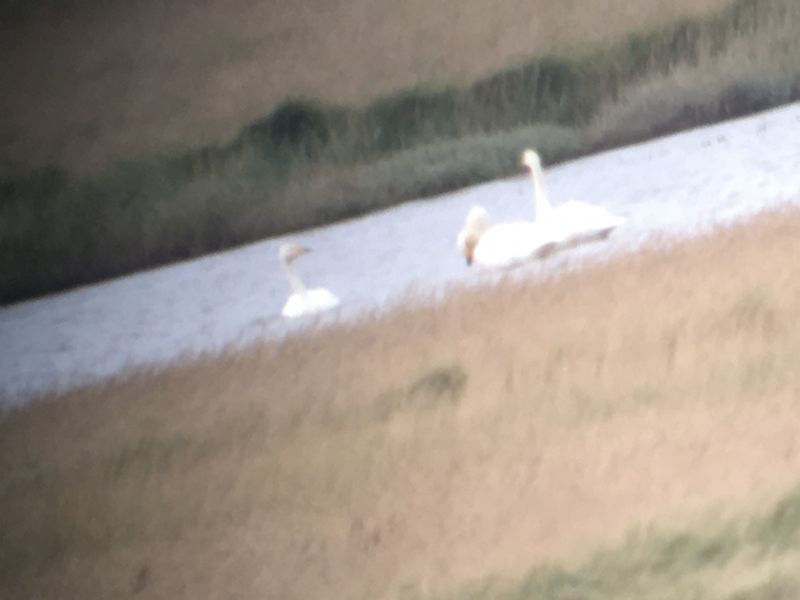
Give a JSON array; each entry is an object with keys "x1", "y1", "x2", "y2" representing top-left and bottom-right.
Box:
[
  {"x1": 3, "y1": 205, "x2": 800, "y2": 598},
  {"x1": 419, "y1": 486, "x2": 800, "y2": 600},
  {"x1": 0, "y1": 0, "x2": 731, "y2": 168},
  {"x1": 3, "y1": 0, "x2": 800, "y2": 304}
]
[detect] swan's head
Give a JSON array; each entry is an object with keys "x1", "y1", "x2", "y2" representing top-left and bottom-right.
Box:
[
  {"x1": 278, "y1": 243, "x2": 311, "y2": 263},
  {"x1": 457, "y1": 206, "x2": 490, "y2": 266},
  {"x1": 520, "y1": 148, "x2": 542, "y2": 171},
  {"x1": 465, "y1": 206, "x2": 489, "y2": 230}
]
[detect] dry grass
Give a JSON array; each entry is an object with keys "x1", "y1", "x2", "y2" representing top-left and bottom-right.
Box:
[
  {"x1": 4, "y1": 207, "x2": 800, "y2": 598},
  {"x1": 0, "y1": 0, "x2": 729, "y2": 170}
]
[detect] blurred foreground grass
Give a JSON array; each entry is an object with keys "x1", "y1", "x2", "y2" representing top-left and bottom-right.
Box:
[{"x1": 3, "y1": 206, "x2": 800, "y2": 598}]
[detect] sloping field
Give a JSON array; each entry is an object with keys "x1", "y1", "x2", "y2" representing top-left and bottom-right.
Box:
[
  {"x1": 0, "y1": 0, "x2": 727, "y2": 168},
  {"x1": 3, "y1": 206, "x2": 800, "y2": 598}
]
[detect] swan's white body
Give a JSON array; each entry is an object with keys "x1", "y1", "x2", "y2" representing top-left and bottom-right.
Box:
[
  {"x1": 282, "y1": 288, "x2": 340, "y2": 318},
  {"x1": 457, "y1": 206, "x2": 562, "y2": 269},
  {"x1": 279, "y1": 244, "x2": 340, "y2": 318},
  {"x1": 521, "y1": 149, "x2": 625, "y2": 247}
]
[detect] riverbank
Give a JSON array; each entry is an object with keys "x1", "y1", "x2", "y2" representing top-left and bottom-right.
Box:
[
  {"x1": 3, "y1": 0, "x2": 800, "y2": 303},
  {"x1": 3, "y1": 203, "x2": 800, "y2": 598}
]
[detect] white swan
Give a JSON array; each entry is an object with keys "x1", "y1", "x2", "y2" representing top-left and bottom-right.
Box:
[
  {"x1": 521, "y1": 149, "x2": 625, "y2": 247},
  {"x1": 456, "y1": 206, "x2": 561, "y2": 268},
  {"x1": 278, "y1": 243, "x2": 340, "y2": 318}
]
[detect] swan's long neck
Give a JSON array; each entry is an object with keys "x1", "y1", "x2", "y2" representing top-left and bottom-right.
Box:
[
  {"x1": 280, "y1": 257, "x2": 307, "y2": 294},
  {"x1": 529, "y1": 163, "x2": 554, "y2": 219}
]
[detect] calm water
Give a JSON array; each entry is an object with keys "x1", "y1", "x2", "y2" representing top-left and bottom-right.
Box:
[{"x1": 2, "y1": 103, "x2": 800, "y2": 405}]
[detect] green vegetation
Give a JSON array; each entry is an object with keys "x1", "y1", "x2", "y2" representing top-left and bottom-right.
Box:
[
  {"x1": 2, "y1": 0, "x2": 800, "y2": 304},
  {"x1": 410, "y1": 487, "x2": 800, "y2": 600}
]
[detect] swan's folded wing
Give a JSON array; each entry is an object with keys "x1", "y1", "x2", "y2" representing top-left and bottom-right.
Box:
[
  {"x1": 282, "y1": 294, "x2": 308, "y2": 318},
  {"x1": 559, "y1": 201, "x2": 625, "y2": 233},
  {"x1": 282, "y1": 289, "x2": 339, "y2": 318},
  {"x1": 308, "y1": 288, "x2": 340, "y2": 311},
  {"x1": 475, "y1": 222, "x2": 557, "y2": 267}
]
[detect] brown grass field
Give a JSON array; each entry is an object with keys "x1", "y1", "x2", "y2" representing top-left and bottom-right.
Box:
[
  {"x1": 0, "y1": 0, "x2": 729, "y2": 170},
  {"x1": 3, "y1": 206, "x2": 800, "y2": 599}
]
